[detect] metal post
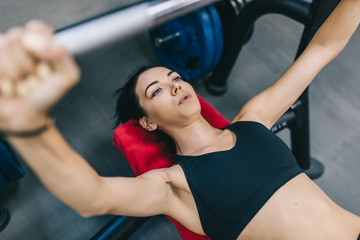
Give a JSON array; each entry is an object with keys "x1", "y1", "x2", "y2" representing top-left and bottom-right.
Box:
[
  {"x1": 206, "y1": 0, "x2": 312, "y2": 95},
  {"x1": 91, "y1": 216, "x2": 149, "y2": 240}
]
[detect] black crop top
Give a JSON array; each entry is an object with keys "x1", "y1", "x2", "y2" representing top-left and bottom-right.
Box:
[{"x1": 176, "y1": 121, "x2": 302, "y2": 240}]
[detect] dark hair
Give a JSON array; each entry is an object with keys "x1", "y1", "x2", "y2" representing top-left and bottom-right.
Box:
[{"x1": 113, "y1": 65, "x2": 160, "y2": 127}]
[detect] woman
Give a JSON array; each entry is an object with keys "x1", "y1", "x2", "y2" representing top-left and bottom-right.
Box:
[{"x1": 0, "y1": 0, "x2": 360, "y2": 239}]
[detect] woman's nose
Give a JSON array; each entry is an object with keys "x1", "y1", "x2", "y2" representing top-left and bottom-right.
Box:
[{"x1": 172, "y1": 82, "x2": 181, "y2": 95}]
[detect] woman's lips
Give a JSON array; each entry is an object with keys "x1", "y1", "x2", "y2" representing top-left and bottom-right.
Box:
[{"x1": 179, "y1": 94, "x2": 192, "y2": 104}]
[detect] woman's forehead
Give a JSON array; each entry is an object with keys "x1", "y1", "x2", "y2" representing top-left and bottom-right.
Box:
[
  {"x1": 137, "y1": 67, "x2": 173, "y2": 89},
  {"x1": 139, "y1": 67, "x2": 171, "y2": 81}
]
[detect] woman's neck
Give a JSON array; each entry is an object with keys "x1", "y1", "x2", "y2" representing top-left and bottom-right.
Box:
[{"x1": 163, "y1": 116, "x2": 225, "y2": 156}]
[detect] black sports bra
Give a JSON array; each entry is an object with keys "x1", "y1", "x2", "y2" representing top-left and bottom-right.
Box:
[{"x1": 176, "y1": 121, "x2": 302, "y2": 240}]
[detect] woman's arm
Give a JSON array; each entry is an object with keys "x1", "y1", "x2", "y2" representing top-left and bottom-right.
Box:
[
  {"x1": 232, "y1": 0, "x2": 360, "y2": 128},
  {"x1": 0, "y1": 21, "x2": 173, "y2": 218},
  {"x1": 7, "y1": 127, "x2": 173, "y2": 217}
]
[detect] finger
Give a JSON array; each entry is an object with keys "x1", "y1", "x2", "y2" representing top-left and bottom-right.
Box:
[
  {"x1": 0, "y1": 78, "x2": 15, "y2": 97},
  {"x1": 20, "y1": 20, "x2": 80, "y2": 112},
  {"x1": 16, "y1": 75, "x2": 40, "y2": 97},
  {"x1": 16, "y1": 80, "x2": 30, "y2": 97},
  {"x1": 51, "y1": 43, "x2": 80, "y2": 85},
  {"x1": 26, "y1": 51, "x2": 79, "y2": 112},
  {"x1": 0, "y1": 32, "x2": 6, "y2": 78},
  {"x1": 24, "y1": 74, "x2": 68, "y2": 111},
  {"x1": 5, "y1": 28, "x2": 36, "y2": 79},
  {"x1": 7, "y1": 28, "x2": 36, "y2": 77},
  {"x1": 25, "y1": 75, "x2": 40, "y2": 92},
  {"x1": 0, "y1": 28, "x2": 21, "y2": 80},
  {"x1": 36, "y1": 61, "x2": 52, "y2": 79},
  {"x1": 0, "y1": 27, "x2": 35, "y2": 81},
  {"x1": 26, "y1": 20, "x2": 53, "y2": 36},
  {"x1": 22, "y1": 20, "x2": 54, "y2": 60},
  {"x1": 0, "y1": 33, "x2": 15, "y2": 79},
  {"x1": 22, "y1": 21, "x2": 80, "y2": 84}
]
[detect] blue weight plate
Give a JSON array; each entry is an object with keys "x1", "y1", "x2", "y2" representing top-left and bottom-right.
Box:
[
  {"x1": 206, "y1": 6, "x2": 223, "y2": 70},
  {"x1": 0, "y1": 140, "x2": 25, "y2": 181},
  {"x1": 0, "y1": 174, "x2": 8, "y2": 189},
  {"x1": 149, "y1": 8, "x2": 216, "y2": 81}
]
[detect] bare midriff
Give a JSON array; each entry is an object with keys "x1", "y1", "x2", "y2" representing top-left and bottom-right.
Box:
[{"x1": 237, "y1": 173, "x2": 360, "y2": 240}]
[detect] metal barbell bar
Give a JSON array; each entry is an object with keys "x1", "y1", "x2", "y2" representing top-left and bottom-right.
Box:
[{"x1": 55, "y1": 0, "x2": 220, "y2": 55}]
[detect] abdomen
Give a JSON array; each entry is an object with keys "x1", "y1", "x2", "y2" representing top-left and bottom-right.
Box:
[{"x1": 238, "y1": 173, "x2": 360, "y2": 240}]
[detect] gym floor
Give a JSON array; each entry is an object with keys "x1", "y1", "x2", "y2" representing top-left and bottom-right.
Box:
[{"x1": 0, "y1": 0, "x2": 359, "y2": 239}]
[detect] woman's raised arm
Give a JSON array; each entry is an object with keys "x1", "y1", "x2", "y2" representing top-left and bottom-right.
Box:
[
  {"x1": 0, "y1": 21, "x2": 173, "y2": 218},
  {"x1": 232, "y1": 0, "x2": 360, "y2": 128},
  {"x1": 8, "y1": 127, "x2": 173, "y2": 217}
]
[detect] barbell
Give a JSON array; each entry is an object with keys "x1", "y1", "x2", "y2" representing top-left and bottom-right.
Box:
[{"x1": 55, "y1": 0, "x2": 221, "y2": 56}]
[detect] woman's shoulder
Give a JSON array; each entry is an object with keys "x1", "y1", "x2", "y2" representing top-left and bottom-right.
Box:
[
  {"x1": 231, "y1": 111, "x2": 264, "y2": 124},
  {"x1": 231, "y1": 112, "x2": 270, "y2": 129}
]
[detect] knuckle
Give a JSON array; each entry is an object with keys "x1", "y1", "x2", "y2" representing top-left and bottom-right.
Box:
[
  {"x1": 7, "y1": 27, "x2": 23, "y2": 37},
  {"x1": 26, "y1": 20, "x2": 53, "y2": 34}
]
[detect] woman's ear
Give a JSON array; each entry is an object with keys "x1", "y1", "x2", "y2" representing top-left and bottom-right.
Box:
[{"x1": 139, "y1": 117, "x2": 158, "y2": 131}]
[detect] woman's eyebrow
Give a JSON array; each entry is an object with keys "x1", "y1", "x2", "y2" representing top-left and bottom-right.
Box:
[
  {"x1": 144, "y1": 71, "x2": 175, "y2": 96},
  {"x1": 145, "y1": 81, "x2": 159, "y2": 96}
]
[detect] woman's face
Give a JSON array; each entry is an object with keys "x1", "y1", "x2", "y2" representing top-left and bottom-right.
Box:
[{"x1": 135, "y1": 67, "x2": 201, "y2": 131}]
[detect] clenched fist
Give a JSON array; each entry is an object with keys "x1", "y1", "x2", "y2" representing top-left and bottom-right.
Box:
[{"x1": 0, "y1": 20, "x2": 80, "y2": 135}]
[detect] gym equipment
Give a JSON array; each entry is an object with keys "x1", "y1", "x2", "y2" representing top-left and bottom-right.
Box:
[
  {"x1": 0, "y1": 140, "x2": 25, "y2": 189},
  {"x1": 149, "y1": 0, "x2": 259, "y2": 82},
  {"x1": 206, "y1": 0, "x2": 313, "y2": 95},
  {"x1": 55, "y1": 0, "x2": 224, "y2": 81},
  {"x1": 289, "y1": 0, "x2": 340, "y2": 178},
  {"x1": 55, "y1": 0, "x2": 221, "y2": 55},
  {"x1": 0, "y1": 205, "x2": 10, "y2": 232},
  {"x1": 48, "y1": 0, "x2": 338, "y2": 238},
  {"x1": 149, "y1": 5, "x2": 223, "y2": 81},
  {"x1": 207, "y1": 5, "x2": 224, "y2": 71},
  {"x1": 204, "y1": 0, "x2": 339, "y2": 179},
  {"x1": 0, "y1": 140, "x2": 24, "y2": 232},
  {"x1": 147, "y1": 0, "x2": 325, "y2": 178},
  {"x1": 91, "y1": 216, "x2": 149, "y2": 240}
]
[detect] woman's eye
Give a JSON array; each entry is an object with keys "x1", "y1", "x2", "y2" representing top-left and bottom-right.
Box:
[
  {"x1": 152, "y1": 88, "x2": 161, "y2": 97},
  {"x1": 173, "y1": 76, "x2": 182, "y2": 82}
]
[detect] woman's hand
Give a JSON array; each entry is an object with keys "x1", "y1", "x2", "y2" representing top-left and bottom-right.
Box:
[{"x1": 0, "y1": 20, "x2": 80, "y2": 134}]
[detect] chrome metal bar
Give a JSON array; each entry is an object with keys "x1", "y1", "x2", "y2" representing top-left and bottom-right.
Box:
[{"x1": 55, "y1": 0, "x2": 219, "y2": 55}]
